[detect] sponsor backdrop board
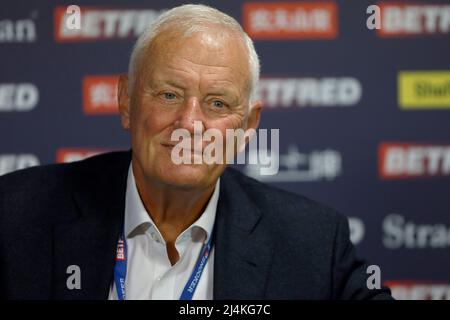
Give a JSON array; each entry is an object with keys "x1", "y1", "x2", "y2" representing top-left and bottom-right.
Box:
[{"x1": 1, "y1": 0, "x2": 450, "y2": 299}]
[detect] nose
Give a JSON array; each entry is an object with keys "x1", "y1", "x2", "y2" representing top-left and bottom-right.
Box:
[{"x1": 174, "y1": 96, "x2": 205, "y2": 134}]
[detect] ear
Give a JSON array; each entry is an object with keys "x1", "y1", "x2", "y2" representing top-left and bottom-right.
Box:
[
  {"x1": 237, "y1": 100, "x2": 263, "y2": 153},
  {"x1": 117, "y1": 74, "x2": 131, "y2": 130},
  {"x1": 246, "y1": 100, "x2": 263, "y2": 131}
]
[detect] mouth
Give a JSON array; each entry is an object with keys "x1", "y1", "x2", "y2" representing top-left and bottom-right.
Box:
[{"x1": 161, "y1": 143, "x2": 203, "y2": 156}]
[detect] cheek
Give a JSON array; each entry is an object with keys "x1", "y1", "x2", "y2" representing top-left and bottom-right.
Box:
[
  {"x1": 131, "y1": 107, "x2": 153, "y2": 140},
  {"x1": 208, "y1": 113, "x2": 247, "y2": 132},
  {"x1": 143, "y1": 113, "x2": 159, "y2": 133},
  {"x1": 132, "y1": 98, "x2": 168, "y2": 138},
  {"x1": 206, "y1": 116, "x2": 248, "y2": 155}
]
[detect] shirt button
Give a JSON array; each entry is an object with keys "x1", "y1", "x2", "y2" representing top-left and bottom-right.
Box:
[{"x1": 150, "y1": 232, "x2": 159, "y2": 242}]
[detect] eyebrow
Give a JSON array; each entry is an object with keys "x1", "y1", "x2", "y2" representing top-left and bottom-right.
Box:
[
  {"x1": 152, "y1": 79, "x2": 186, "y2": 90},
  {"x1": 206, "y1": 82, "x2": 239, "y2": 95},
  {"x1": 151, "y1": 78, "x2": 241, "y2": 103}
]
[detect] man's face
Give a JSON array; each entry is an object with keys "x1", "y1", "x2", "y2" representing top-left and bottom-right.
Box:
[{"x1": 119, "y1": 30, "x2": 262, "y2": 190}]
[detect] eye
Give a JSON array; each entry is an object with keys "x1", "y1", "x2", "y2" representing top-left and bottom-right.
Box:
[
  {"x1": 212, "y1": 100, "x2": 224, "y2": 108},
  {"x1": 162, "y1": 92, "x2": 176, "y2": 100}
]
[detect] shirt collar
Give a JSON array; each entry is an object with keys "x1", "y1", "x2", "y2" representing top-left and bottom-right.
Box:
[{"x1": 124, "y1": 163, "x2": 219, "y2": 243}]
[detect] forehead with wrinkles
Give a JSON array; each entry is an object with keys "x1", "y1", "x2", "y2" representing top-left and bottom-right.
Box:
[{"x1": 136, "y1": 27, "x2": 251, "y2": 98}]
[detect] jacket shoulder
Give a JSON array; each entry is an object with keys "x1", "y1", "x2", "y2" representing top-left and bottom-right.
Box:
[
  {"x1": 223, "y1": 167, "x2": 344, "y2": 225},
  {"x1": 0, "y1": 151, "x2": 130, "y2": 193},
  {"x1": 0, "y1": 151, "x2": 130, "y2": 224}
]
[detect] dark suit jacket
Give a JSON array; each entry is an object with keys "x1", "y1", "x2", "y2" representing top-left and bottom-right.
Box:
[{"x1": 0, "y1": 151, "x2": 392, "y2": 299}]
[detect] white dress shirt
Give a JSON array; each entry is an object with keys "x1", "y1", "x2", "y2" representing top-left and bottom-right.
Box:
[{"x1": 108, "y1": 164, "x2": 219, "y2": 300}]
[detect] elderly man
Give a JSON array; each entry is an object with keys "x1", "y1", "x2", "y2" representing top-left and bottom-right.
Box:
[{"x1": 0, "y1": 4, "x2": 392, "y2": 300}]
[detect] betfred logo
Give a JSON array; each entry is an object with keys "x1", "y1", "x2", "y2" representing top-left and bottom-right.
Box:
[
  {"x1": 385, "y1": 281, "x2": 450, "y2": 300},
  {"x1": 242, "y1": 2, "x2": 338, "y2": 40},
  {"x1": 0, "y1": 83, "x2": 39, "y2": 112},
  {"x1": 54, "y1": 6, "x2": 165, "y2": 42},
  {"x1": 83, "y1": 75, "x2": 119, "y2": 115},
  {"x1": 379, "y1": 143, "x2": 450, "y2": 179},
  {"x1": 116, "y1": 238, "x2": 125, "y2": 261},
  {"x1": 56, "y1": 148, "x2": 108, "y2": 163},
  {"x1": 256, "y1": 77, "x2": 362, "y2": 108},
  {"x1": 377, "y1": 3, "x2": 450, "y2": 37}
]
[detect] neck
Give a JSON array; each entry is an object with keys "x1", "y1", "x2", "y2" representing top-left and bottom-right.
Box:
[{"x1": 132, "y1": 165, "x2": 216, "y2": 245}]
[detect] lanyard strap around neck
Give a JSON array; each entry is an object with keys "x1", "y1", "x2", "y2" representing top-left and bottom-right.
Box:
[{"x1": 114, "y1": 228, "x2": 214, "y2": 300}]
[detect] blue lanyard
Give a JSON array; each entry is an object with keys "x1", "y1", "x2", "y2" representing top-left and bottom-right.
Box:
[
  {"x1": 113, "y1": 228, "x2": 215, "y2": 300},
  {"x1": 113, "y1": 230, "x2": 127, "y2": 300}
]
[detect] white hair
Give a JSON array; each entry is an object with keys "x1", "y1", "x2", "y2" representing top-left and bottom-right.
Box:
[{"x1": 127, "y1": 4, "x2": 260, "y2": 102}]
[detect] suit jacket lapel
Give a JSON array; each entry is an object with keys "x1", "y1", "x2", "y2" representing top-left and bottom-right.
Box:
[
  {"x1": 52, "y1": 151, "x2": 130, "y2": 299},
  {"x1": 213, "y1": 170, "x2": 274, "y2": 299}
]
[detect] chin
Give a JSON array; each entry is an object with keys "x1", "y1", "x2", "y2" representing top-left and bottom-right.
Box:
[{"x1": 157, "y1": 163, "x2": 216, "y2": 189}]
